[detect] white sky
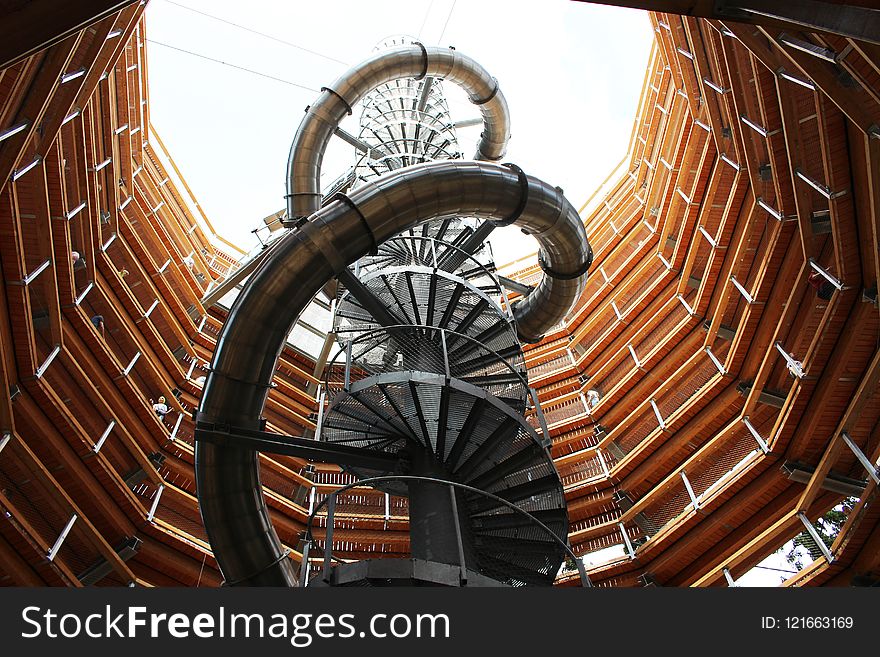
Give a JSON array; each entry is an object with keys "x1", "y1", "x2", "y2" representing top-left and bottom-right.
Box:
[{"x1": 144, "y1": 0, "x2": 654, "y2": 260}]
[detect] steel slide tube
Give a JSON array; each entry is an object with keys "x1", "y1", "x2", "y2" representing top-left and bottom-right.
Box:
[
  {"x1": 196, "y1": 160, "x2": 590, "y2": 585},
  {"x1": 286, "y1": 44, "x2": 511, "y2": 220}
]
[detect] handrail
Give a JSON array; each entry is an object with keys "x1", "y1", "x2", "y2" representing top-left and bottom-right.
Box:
[
  {"x1": 354, "y1": 234, "x2": 499, "y2": 287},
  {"x1": 323, "y1": 324, "x2": 528, "y2": 396},
  {"x1": 302, "y1": 474, "x2": 590, "y2": 588}
]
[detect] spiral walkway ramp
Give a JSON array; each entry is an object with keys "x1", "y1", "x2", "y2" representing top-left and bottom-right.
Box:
[{"x1": 3, "y1": 2, "x2": 880, "y2": 590}]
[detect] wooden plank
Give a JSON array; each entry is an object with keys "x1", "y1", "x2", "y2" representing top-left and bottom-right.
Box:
[
  {"x1": 0, "y1": 486, "x2": 82, "y2": 586},
  {"x1": 0, "y1": 34, "x2": 82, "y2": 183},
  {"x1": 0, "y1": 530, "x2": 44, "y2": 585},
  {"x1": 0, "y1": 1, "x2": 139, "y2": 69},
  {"x1": 757, "y1": 25, "x2": 880, "y2": 138},
  {"x1": 797, "y1": 345, "x2": 880, "y2": 511},
  {"x1": 10, "y1": 433, "x2": 137, "y2": 583}
]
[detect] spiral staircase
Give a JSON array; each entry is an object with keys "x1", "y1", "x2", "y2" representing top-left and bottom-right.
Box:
[
  {"x1": 194, "y1": 39, "x2": 592, "y2": 588},
  {"x1": 312, "y1": 52, "x2": 569, "y2": 587}
]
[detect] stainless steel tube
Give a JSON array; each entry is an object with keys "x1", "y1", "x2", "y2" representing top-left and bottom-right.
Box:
[
  {"x1": 286, "y1": 44, "x2": 511, "y2": 220},
  {"x1": 196, "y1": 160, "x2": 590, "y2": 585}
]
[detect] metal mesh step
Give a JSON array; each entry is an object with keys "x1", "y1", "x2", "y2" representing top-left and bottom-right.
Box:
[
  {"x1": 323, "y1": 374, "x2": 558, "y2": 498},
  {"x1": 335, "y1": 266, "x2": 512, "y2": 340},
  {"x1": 354, "y1": 76, "x2": 460, "y2": 184},
  {"x1": 351, "y1": 230, "x2": 496, "y2": 286},
  {"x1": 324, "y1": 326, "x2": 529, "y2": 413}
]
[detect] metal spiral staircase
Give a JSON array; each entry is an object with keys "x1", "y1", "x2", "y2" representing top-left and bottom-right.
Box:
[
  {"x1": 310, "y1": 47, "x2": 570, "y2": 587},
  {"x1": 194, "y1": 38, "x2": 592, "y2": 588}
]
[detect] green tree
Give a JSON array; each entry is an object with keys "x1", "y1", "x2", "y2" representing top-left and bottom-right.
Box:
[{"x1": 785, "y1": 497, "x2": 857, "y2": 570}]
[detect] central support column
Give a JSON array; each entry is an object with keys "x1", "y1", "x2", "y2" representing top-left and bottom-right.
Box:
[{"x1": 407, "y1": 447, "x2": 477, "y2": 568}]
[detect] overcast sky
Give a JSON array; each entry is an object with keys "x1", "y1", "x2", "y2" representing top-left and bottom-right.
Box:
[{"x1": 144, "y1": 0, "x2": 654, "y2": 261}]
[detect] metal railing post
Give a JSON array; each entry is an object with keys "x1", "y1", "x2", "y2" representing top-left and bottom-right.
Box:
[
  {"x1": 681, "y1": 470, "x2": 700, "y2": 510},
  {"x1": 619, "y1": 522, "x2": 636, "y2": 560},
  {"x1": 47, "y1": 514, "x2": 78, "y2": 561},
  {"x1": 596, "y1": 448, "x2": 610, "y2": 478},
  {"x1": 650, "y1": 398, "x2": 666, "y2": 430},
  {"x1": 775, "y1": 342, "x2": 805, "y2": 378},
  {"x1": 322, "y1": 494, "x2": 336, "y2": 583},
  {"x1": 299, "y1": 540, "x2": 311, "y2": 587},
  {"x1": 343, "y1": 340, "x2": 353, "y2": 390},
  {"x1": 147, "y1": 485, "x2": 164, "y2": 522},
  {"x1": 742, "y1": 416, "x2": 771, "y2": 454},
  {"x1": 722, "y1": 567, "x2": 736, "y2": 586},
  {"x1": 93, "y1": 420, "x2": 116, "y2": 453},
  {"x1": 529, "y1": 387, "x2": 551, "y2": 446},
  {"x1": 314, "y1": 385, "x2": 326, "y2": 440},
  {"x1": 440, "y1": 329, "x2": 451, "y2": 378},
  {"x1": 449, "y1": 485, "x2": 467, "y2": 585},
  {"x1": 841, "y1": 432, "x2": 880, "y2": 485},
  {"x1": 574, "y1": 552, "x2": 591, "y2": 587},
  {"x1": 797, "y1": 512, "x2": 835, "y2": 564}
]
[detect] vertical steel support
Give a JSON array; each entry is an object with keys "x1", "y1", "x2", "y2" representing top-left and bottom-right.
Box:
[
  {"x1": 797, "y1": 512, "x2": 835, "y2": 563},
  {"x1": 698, "y1": 225, "x2": 717, "y2": 248},
  {"x1": 775, "y1": 342, "x2": 804, "y2": 378},
  {"x1": 807, "y1": 257, "x2": 843, "y2": 290},
  {"x1": 742, "y1": 416, "x2": 770, "y2": 454},
  {"x1": 619, "y1": 522, "x2": 636, "y2": 560},
  {"x1": 722, "y1": 567, "x2": 736, "y2": 586},
  {"x1": 628, "y1": 343, "x2": 641, "y2": 368},
  {"x1": 430, "y1": 237, "x2": 439, "y2": 268},
  {"x1": 650, "y1": 398, "x2": 666, "y2": 430},
  {"x1": 35, "y1": 345, "x2": 61, "y2": 379},
  {"x1": 323, "y1": 494, "x2": 336, "y2": 583},
  {"x1": 677, "y1": 293, "x2": 696, "y2": 315},
  {"x1": 314, "y1": 386, "x2": 326, "y2": 441},
  {"x1": 170, "y1": 413, "x2": 184, "y2": 440},
  {"x1": 47, "y1": 514, "x2": 78, "y2": 561},
  {"x1": 681, "y1": 470, "x2": 700, "y2": 510},
  {"x1": 299, "y1": 541, "x2": 311, "y2": 587},
  {"x1": 123, "y1": 351, "x2": 141, "y2": 376},
  {"x1": 597, "y1": 448, "x2": 610, "y2": 478},
  {"x1": 416, "y1": 77, "x2": 435, "y2": 113},
  {"x1": 574, "y1": 552, "x2": 592, "y2": 587},
  {"x1": 499, "y1": 273, "x2": 514, "y2": 321},
  {"x1": 147, "y1": 485, "x2": 164, "y2": 522},
  {"x1": 841, "y1": 432, "x2": 880, "y2": 485},
  {"x1": 343, "y1": 340, "x2": 353, "y2": 390},
  {"x1": 729, "y1": 275, "x2": 754, "y2": 304},
  {"x1": 93, "y1": 420, "x2": 116, "y2": 453},
  {"x1": 705, "y1": 346, "x2": 726, "y2": 375},
  {"x1": 449, "y1": 485, "x2": 468, "y2": 585},
  {"x1": 75, "y1": 282, "x2": 93, "y2": 306},
  {"x1": 529, "y1": 387, "x2": 551, "y2": 446}
]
